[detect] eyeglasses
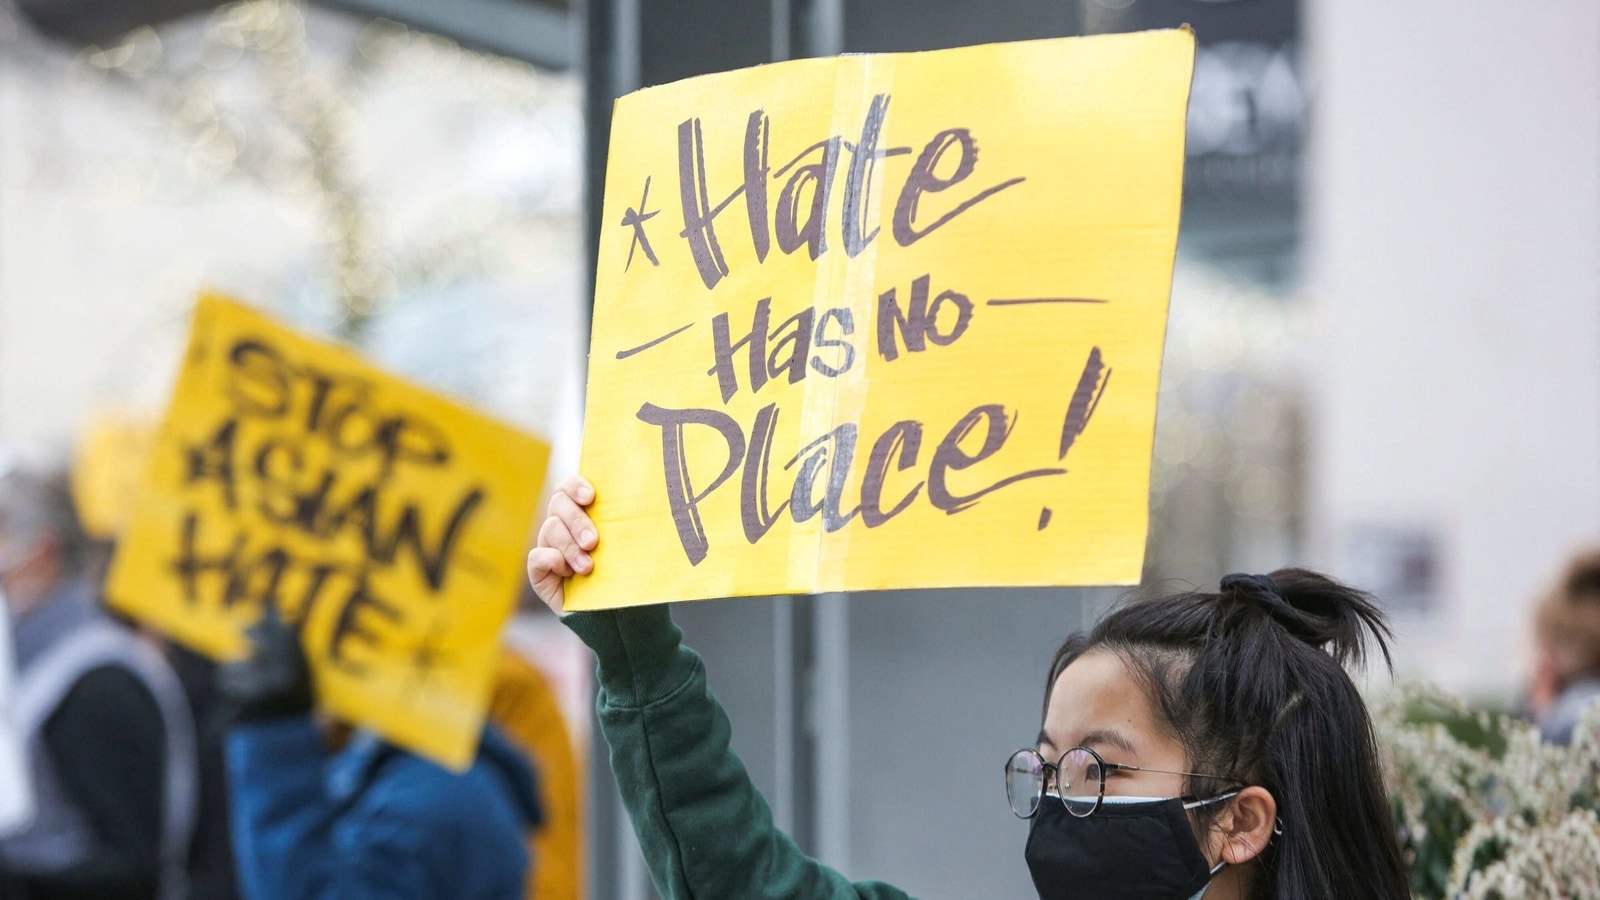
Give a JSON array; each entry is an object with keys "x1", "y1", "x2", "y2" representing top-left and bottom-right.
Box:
[{"x1": 1005, "y1": 745, "x2": 1235, "y2": 819}]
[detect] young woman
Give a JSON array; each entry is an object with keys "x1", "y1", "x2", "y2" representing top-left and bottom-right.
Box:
[{"x1": 528, "y1": 476, "x2": 1411, "y2": 900}]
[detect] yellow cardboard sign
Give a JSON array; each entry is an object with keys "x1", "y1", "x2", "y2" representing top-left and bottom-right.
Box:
[
  {"x1": 572, "y1": 30, "x2": 1194, "y2": 611},
  {"x1": 108, "y1": 295, "x2": 550, "y2": 770},
  {"x1": 73, "y1": 412, "x2": 157, "y2": 540}
]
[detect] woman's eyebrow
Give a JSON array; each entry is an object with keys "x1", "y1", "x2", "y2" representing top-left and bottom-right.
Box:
[
  {"x1": 1079, "y1": 728, "x2": 1137, "y2": 755},
  {"x1": 1036, "y1": 729, "x2": 1053, "y2": 749}
]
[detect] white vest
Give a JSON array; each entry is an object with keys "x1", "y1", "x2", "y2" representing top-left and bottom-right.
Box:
[{"x1": 3, "y1": 610, "x2": 196, "y2": 900}]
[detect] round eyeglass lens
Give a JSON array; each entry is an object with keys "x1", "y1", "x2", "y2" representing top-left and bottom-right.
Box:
[
  {"x1": 1005, "y1": 749, "x2": 1044, "y2": 818},
  {"x1": 1059, "y1": 747, "x2": 1102, "y2": 817}
]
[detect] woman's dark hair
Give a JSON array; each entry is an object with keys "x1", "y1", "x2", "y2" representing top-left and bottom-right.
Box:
[{"x1": 1043, "y1": 568, "x2": 1409, "y2": 900}]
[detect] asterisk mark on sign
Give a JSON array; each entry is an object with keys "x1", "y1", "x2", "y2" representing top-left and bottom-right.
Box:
[
  {"x1": 621, "y1": 176, "x2": 661, "y2": 271},
  {"x1": 405, "y1": 620, "x2": 454, "y2": 698}
]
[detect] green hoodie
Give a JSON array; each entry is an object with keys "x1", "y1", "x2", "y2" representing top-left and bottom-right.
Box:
[{"x1": 565, "y1": 605, "x2": 915, "y2": 900}]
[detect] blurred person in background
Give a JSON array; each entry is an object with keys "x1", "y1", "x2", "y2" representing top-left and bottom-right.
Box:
[
  {"x1": 489, "y1": 646, "x2": 582, "y2": 900},
  {"x1": 1528, "y1": 548, "x2": 1600, "y2": 744},
  {"x1": 162, "y1": 642, "x2": 241, "y2": 900},
  {"x1": 219, "y1": 608, "x2": 544, "y2": 899},
  {"x1": 0, "y1": 456, "x2": 196, "y2": 900},
  {"x1": 73, "y1": 442, "x2": 242, "y2": 900},
  {"x1": 0, "y1": 592, "x2": 36, "y2": 870}
]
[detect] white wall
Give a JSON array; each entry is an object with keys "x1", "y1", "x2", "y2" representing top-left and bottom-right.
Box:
[{"x1": 1307, "y1": 1, "x2": 1600, "y2": 698}]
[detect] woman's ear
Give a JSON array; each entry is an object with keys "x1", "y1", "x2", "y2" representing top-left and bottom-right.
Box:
[{"x1": 1208, "y1": 786, "x2": 1277, "y2": 867}]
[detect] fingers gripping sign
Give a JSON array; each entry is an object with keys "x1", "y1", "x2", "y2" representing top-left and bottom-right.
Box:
[{"x1": 528, "y1": 476, "x2": 598, "y2": 616}]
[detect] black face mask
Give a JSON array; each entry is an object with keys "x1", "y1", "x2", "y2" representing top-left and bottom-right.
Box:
[{"x1": 1024, "y1": 796, "x2": 1224, "y2": 900}]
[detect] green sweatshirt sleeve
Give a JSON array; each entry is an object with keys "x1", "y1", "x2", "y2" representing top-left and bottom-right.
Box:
[{"x1": 564, "y1": 605, "x2": 914, "y2": 900}]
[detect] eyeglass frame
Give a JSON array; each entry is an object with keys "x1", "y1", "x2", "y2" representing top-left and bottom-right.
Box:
[{"x1": 1005, "y1": 744, "x2": 1242, "y2": 819}]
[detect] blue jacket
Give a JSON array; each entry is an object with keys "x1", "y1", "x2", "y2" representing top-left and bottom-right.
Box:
[{"x1": 225, "y1": 718, "x2": 542, "y2": 899}]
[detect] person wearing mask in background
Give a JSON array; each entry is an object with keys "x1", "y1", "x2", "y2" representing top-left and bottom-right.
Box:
[
  {"x1": 1528, "y1": 548, "x2": 1600, "y2": 744},
  {"x1": 0, "y1": 457, "x2": 196, "y2": 900},
  {"x1": 219, "y1": 607, "x2": 545, "y2": 899},
  {"x1": 530, "y1": 475, "x2": 1412, "y2": 900}
]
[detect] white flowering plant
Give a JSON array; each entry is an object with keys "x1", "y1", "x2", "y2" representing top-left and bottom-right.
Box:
[{"x1": 1375, "y1": 684, "x2": 1600, "y2": 899}]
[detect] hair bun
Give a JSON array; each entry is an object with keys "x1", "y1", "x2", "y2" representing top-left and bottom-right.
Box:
[
  {"x1": 1220, "y1": 572, "x2": 1280, "y2": 599},
  {"x1": 1219, "y1": 569, "x2": 1394, "y2": 669},
  {"x1": 1220, "y1": 572, "x2": 1338, "y2": 650}
]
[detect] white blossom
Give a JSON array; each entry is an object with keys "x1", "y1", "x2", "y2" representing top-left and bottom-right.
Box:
[{"x1": 1376, "y1": 684, "x2": 1600, "y2": 899}]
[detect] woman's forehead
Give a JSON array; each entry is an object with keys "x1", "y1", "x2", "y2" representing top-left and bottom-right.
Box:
[{"x1": 1042, "y1": 649, "x2": 1162, "y2": 750}]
